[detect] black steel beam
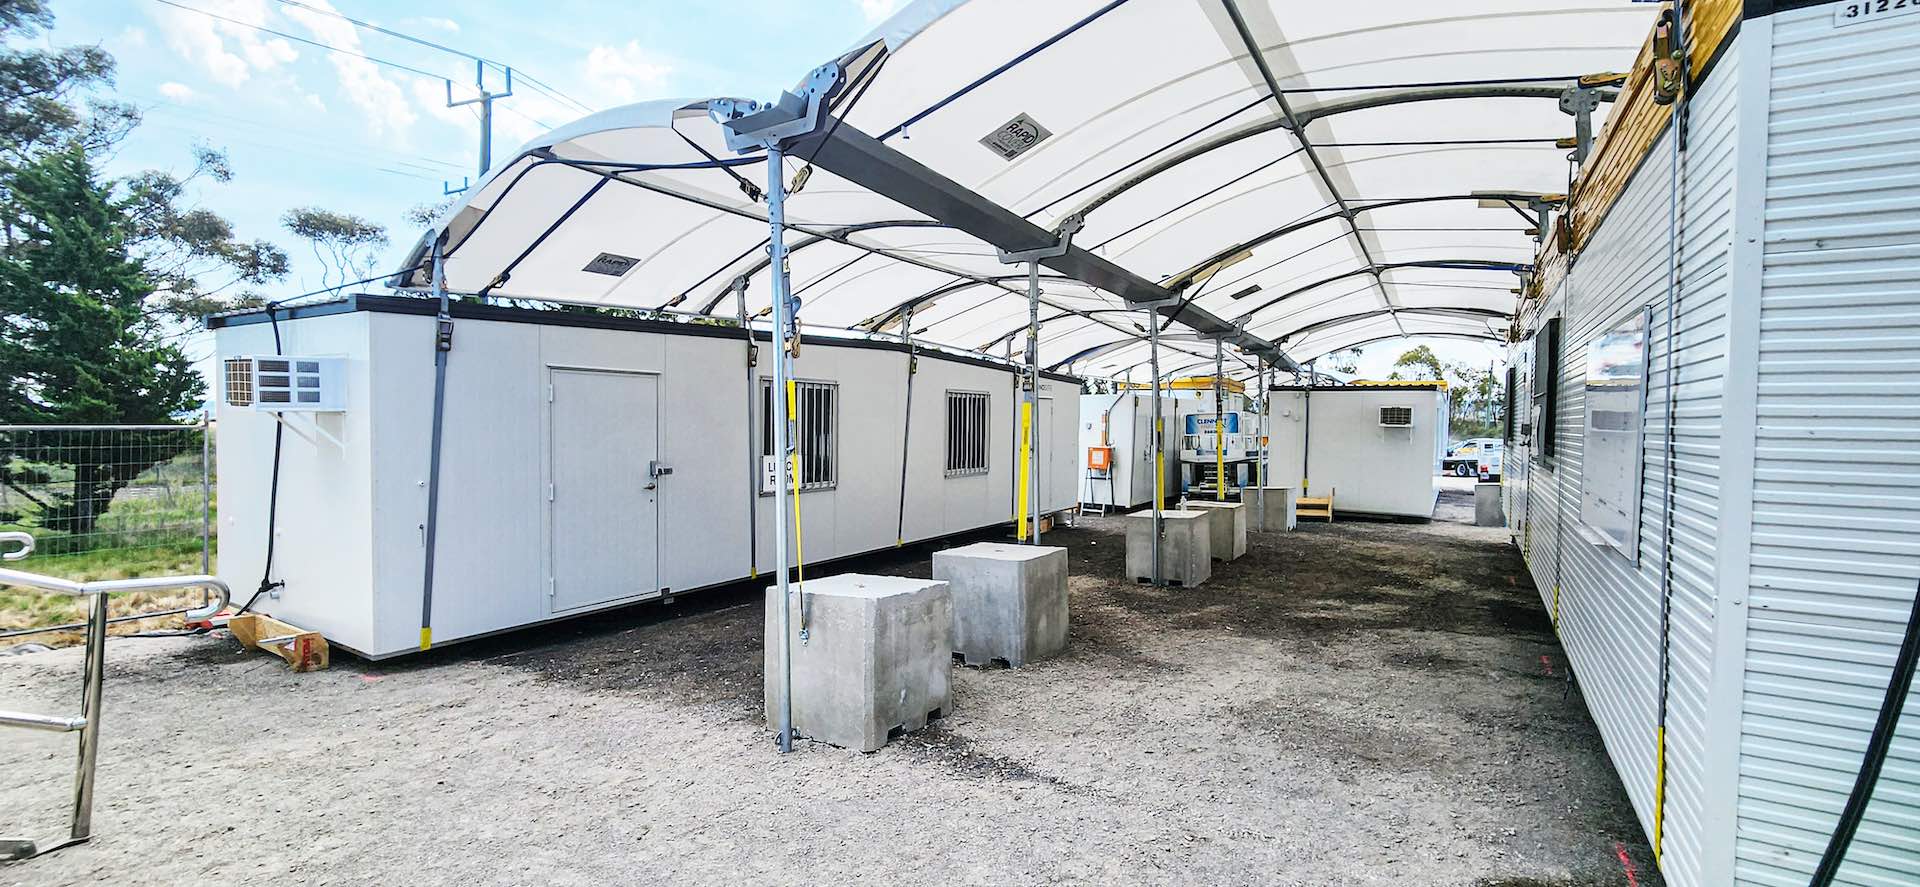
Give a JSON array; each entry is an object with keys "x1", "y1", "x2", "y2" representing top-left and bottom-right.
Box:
[{"x1": 780, "y1": 118, "x2": 1298, "y2": 372}]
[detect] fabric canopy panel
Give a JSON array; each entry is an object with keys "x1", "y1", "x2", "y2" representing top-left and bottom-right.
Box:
[{"x1": 396, "y1": 0, "x2": 1657, "y2": 380}]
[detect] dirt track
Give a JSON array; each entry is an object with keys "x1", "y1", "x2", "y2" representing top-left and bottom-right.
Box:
[{"x1": 0, "y1": 482, "x2": 1656, "y2": 886}]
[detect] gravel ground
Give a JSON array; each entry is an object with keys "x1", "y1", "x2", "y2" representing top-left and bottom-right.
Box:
[{"x1": 0, "y1": 480, "x2": 1656, "y2": 886}]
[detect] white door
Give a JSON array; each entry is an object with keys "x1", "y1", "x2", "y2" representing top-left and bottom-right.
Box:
[{"x1": 548, "y1": 368, "x2": 659, "y2": 612}]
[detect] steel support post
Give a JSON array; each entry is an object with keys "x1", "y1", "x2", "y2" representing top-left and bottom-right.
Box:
[
  {"x1": 996, "y1": 218, "x2": 1079, "y2": 545},
  {"x1": 1148, "y1": 314, "x2": 1165, "y2": 586},
  {"x1": 418, "y1": 237, "x2": 451, "y2": 650},
  {"x1": 1214, "y1": 339, "x2": 1226, "y2": 501},
  {"x1": 765, "y1": 146, "x2": 799, "y2": 754},
  {"x1": 1257, "y1": 359, "x2": 1268, "y2": 523}
]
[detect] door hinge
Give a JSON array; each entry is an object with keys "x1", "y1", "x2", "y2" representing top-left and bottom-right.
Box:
[
  {"x1": 547, "y1": 383, "x2": 555, "y2": 403},
  {"x1": 547, "y1": 576, "x2": 555, "y2": 597},
  {"x1": 547, "y1": 482, "x2": 555, "y2": 502}
]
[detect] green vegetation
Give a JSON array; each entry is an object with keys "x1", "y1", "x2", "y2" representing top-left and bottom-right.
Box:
[{"x1": 1390, "y1": 344, "x2": 1506, "y2": 440}]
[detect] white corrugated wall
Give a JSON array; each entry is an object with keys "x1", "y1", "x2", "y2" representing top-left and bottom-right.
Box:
[
  {"x1": 1510, "y1": 29, "x2": 1744, "y2": 887},
  {"x1": 1736, "y1": 5, "x2": 1920, "y2": 885}
]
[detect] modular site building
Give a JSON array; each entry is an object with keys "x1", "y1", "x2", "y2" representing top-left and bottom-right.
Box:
[
  {"x1": 1264, "y1": 383, "x2": 1447, "y2": 520},
  {"x1": 180, "y1": 0, "x2": 1914, "y2": 872},
  {"x1": 209, "y1": 296, "x2": 1079, "y2": 659},
  {"x1": 1077, "y1": 392, "x2": 1178, "y2": 511},
  {"x1": 1503, "y1": 2, "x2": 1919, "y2": 885}
]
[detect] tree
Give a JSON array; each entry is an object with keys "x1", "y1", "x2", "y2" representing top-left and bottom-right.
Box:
[
  {"x1": 283, "y1": 206, "x2": 388, "y2": 290},
  {"x1": 0, "y1": 0, "x2": 288, "y2": 544},
  {"x1": 1390, "y1": 344, "x2": 1505, "y2": 440},
  {"x1": 0, "y1": 147, "x2": 204, "y2": 537}
]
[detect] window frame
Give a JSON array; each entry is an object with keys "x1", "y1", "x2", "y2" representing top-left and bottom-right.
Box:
[
  {"x1": 759, "y1": 377, "x2": 839, "y2": 493},
  {"x1": 944, "y1": 389, "x2": 991, "y2": 477}
]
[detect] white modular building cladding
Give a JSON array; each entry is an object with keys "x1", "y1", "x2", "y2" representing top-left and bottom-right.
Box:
[
  {"x1": 1076, "y1": 392, "x2": 1177, "y2": 510},
  {"x1": 1738, "y1": 4, "x2": 1920, "y2": 884},
  {"x1": 211, "y1": 297, "x2": 1079, "y2": 659},
  {"x1": 1264, "y1": 385, "x2": 1443, "y2": 519},
  {"x1": 1512, "y1": 32, "x2": 1740, "y2": 886},
  {"x1": 1509, "y1": 5, "x2": 1920, "y2": 885}
]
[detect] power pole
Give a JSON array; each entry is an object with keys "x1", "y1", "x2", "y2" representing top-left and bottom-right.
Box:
[{"x1": 446, "y1": 60, "x2": 513, "y2": 186}]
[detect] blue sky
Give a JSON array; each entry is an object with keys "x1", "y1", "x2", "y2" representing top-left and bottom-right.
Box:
[{"x1": 46, "y1": 0, "x2": 1502, "y2": 379}]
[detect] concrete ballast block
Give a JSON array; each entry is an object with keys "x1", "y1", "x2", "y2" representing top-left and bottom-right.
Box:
[
  {"x1": 1125, "y1": 510, "x2": 1211, "y2": 587},
  {"x1": 932, "y1": 542, "x2": 1069, "y2": 667},
  {"x1": 764, "y1": 573, "x2": 952, "y2": 752},
  {"x1": 1182, "y1": 499, "x2": 1247, "y2": 560},
  {"x1": 1253, "y1": 485, "x2": 1297, "y2": 532}
]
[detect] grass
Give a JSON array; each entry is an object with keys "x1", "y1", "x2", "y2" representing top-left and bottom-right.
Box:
[{"x1": 0, "y1": 540, "x2": 218, "y2": 649}]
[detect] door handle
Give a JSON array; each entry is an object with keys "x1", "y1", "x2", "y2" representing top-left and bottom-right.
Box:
[{"x1": 644, "y1": 482, "x2": 658, "y2": 491}]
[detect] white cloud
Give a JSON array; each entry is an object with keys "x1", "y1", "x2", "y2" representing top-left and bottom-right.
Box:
[
  {"x1": 401, "y1": 16, "x2": 460, "y2": 33},
  {"x1": 157, "y1": 81, "x2": 197, "y2": 101},
  {"x1": 583, "y1": 41, "x2": 673, "y2": 105},
  {"x1": 278, "y1": 0, "x2": 417, "y2": 139},
  {"x1": 859, "y1": 0, "x2": 903, "y2": 23},
  {"x1": 153, "y1": 0, "x2": 297, "y2": 89}
]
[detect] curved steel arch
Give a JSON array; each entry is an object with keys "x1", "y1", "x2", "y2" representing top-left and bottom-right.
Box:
[
  {"x1": 1061, "y1": 84, "x2": 1610, "y2": 222},
  {"x1": 1257, "y1": 306, "x2": 1509, "y2": 344},
  {"x1": 1231, "y1": 258, "x2": 1531, "y2": 323},
  {"x1": 1288, "y1": 329, "x2": 1508, "y2": 363},
  {"x1": 1163, "y1": 191, "x2": 1556, "y2": 290},
  {"x1": 689, "y1": 218, "x2": 952, "y2": 314}
]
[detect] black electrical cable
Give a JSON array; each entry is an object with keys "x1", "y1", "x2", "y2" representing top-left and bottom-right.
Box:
[
  {"x1": 235, "y1": 304, "x2": 287, "y2": 616},
  {"x1": 1807, "y1": 576, "x2": 1920, "y2": 887}
]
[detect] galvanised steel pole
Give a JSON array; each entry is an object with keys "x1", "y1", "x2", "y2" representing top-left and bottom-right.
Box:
[
  {"x1": 1148, "y1": 315, "x2": 1164, "y2": 586},
  {"x1": 1026, "y1": 260, "x2": 1042, "y2": 545},
  {"x1": 766, "y1": 145, "x2": 798, "y2": 754},
  {"x1": 68, "y1": 592, "x2": 106, "y2": 842}
]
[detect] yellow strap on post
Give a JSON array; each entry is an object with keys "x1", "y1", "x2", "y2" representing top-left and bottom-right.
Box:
[
  {"x1": 1653, "y1": 725, "x2": 1666, "y2": 867},
  {"x1": 786, "y1": 380, "x2": 805, "y2": 586},
  {"x1": 1016, "y1": 401, "x2": 1032, "y2": 541},
  {"x1": 1154, "y1": 417, "x2": 1165, "y2": 507},
  {"x1": 419, "y1": 627, "x2": 432, "y2": 651},
  {"x1": 1215, "y1": 418, "x2": 1226, "y2": 501}
]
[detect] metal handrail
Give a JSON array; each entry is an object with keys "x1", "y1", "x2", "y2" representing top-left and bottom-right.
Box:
[
  {"x1": 1, "y1": 530, "x2": 32, "y2": 561},
  {"x1": 0, "y1": 554, "x2": 230, "y2": 861}
]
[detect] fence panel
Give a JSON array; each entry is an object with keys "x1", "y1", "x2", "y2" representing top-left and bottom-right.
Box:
[{"x1": 0, "y1": 421, "x2": 214, "y2": 642}]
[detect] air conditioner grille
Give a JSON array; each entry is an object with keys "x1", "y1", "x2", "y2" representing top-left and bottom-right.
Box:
[
  {"x1": 224, "y1": 358, "x2": 254, "y2": 406},
  {"x1": 1380, "y1": 406, "x2": 1413, "y2": 427}
]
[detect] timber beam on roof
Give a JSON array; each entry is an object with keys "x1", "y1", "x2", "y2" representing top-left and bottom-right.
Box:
[{"x1": 713, "y1": 67, "x2": 1300, "y2": 373}]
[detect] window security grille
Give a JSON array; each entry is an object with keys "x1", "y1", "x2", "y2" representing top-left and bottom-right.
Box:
[
  {"x1": 761, "y1": 380, "x2": 838, "y2": 491},
  {"x1": 946, "y1": 391, "x2": 990, "y2": 475}
]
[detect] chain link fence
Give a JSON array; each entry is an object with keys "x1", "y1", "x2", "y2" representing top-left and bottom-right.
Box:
[{"x1": 0, "y1": 420, "x2": 214, "y2": 642}]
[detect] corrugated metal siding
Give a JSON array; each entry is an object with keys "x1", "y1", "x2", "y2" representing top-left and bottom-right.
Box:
[
  {"x1": 1508, "y1": 34, "x2": 1742, "y2": 887},
  {"x1": 1738, "y1": 5, "x2": 1920, "y2": 886}
]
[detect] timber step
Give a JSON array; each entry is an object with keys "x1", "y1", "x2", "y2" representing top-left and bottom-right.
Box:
[
  {"x1": 1295, "y1": 488, "x2": 1336, "y2": 522},
  {"x1": 225, "y1": 613, "x2": 329, "y2": 672}
]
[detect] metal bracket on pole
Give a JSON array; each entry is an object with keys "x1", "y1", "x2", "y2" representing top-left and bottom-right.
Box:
[
  {"x1": 710, "y1": 63, "x2": 844, "y2": 154},
  {"x1": 997, "y1": 217, "x2": 1082, "y2": 546},
  {"x1": 1558, "y1": 83, "x2": 1603, "y2": 164}
]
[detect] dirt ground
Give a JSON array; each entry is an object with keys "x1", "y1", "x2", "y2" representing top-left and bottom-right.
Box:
[{"x1": 0, "y1": 479, "x2": 1657, "y2": 886}]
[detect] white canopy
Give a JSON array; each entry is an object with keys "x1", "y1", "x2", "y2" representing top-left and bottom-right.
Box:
[{"x1": 396, "y1": 0, "x2": 1656, "y2": 380}]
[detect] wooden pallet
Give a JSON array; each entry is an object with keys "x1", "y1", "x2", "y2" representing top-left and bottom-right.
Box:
[
  {"x1": 1296, "y1": 488, "x2": 1335, "y2": 523},
  {"x1": 226, "y1": 613, "x2": 329, "y2": 672}
]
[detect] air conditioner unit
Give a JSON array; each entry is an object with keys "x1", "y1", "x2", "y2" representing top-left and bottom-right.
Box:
[
  {"x1": 223, "y1": 356, "x2": 345, "y2": 411},
  {"x1": 1379, "y1": 406, "x2": 1413, "y2": 427}
]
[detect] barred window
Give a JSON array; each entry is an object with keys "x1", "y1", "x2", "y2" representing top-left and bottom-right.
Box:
[
  {"x1": 945, "y1": 391, "x2": 990, "y2": 476},
  {"x1": 1379, "y1": 406, "x2": 1412, "y2": 427},
  {"x1": 761, "y1": 379, "x2": 837, "y2": 491}
]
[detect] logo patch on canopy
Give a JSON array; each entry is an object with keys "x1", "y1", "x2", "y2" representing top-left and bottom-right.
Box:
[{"x1": 978, "y1": 113, "x2": 1052, "y2": 160}]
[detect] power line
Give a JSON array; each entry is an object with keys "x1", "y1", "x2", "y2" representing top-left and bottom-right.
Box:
[
  {"x1": 270, "y1": 0, "x2": 595, "y2": 115},
  {"x1": 149, "y1": 0, "x2": 456, "y2": 82}
]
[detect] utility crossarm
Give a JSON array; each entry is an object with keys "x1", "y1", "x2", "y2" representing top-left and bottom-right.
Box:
[{"x1": 721, "y1": 86, "x2": 1299, "y2": 373}]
